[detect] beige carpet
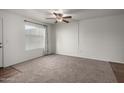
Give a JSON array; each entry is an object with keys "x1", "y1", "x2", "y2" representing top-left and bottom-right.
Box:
[{"x1": 1, "y1": 54, "x2": 117, "y2": 83}]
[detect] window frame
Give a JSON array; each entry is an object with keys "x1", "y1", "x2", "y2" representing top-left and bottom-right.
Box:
[{"x1": 24, "y1": 20, "x2": 48, "y2": 54}]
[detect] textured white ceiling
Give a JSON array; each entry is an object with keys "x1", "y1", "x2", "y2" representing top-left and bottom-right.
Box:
[{"x1": 1, "y1": 9, "x2": 124, "y2": 24}]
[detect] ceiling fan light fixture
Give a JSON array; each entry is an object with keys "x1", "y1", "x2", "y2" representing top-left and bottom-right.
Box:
[
  {"x1": 56, "y1": 18, "x2": 63, "y2": 22},
  {"x1": 46, "y1": 11, "x2": 72, "y2": 23}
]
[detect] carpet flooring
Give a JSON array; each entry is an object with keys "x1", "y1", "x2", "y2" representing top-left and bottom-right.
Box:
[{"x1": 0, "y1": 54, "x2": 117, "y2": 83}]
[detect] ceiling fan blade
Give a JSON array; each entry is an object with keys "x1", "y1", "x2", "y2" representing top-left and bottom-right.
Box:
[
  {"x1": 63, "y1": 16, "x2": 72, "y2": 19},
  {"x1": 53, "y1": 12, "x2": 57, "y2": 16},
  {"x1": 46, "y1": 18, "x2": 56, "y2": 19},
  {"x1": 63, "y1": 19, "x2": 69, "y2": 23},
  {"x1": 55, "y1": 20, "x2": 58, "y2": 23}
]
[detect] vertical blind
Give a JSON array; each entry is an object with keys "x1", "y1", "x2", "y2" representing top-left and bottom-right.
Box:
[{"x1": 25, "y1": 20, "x2": 48, "y2": 54}]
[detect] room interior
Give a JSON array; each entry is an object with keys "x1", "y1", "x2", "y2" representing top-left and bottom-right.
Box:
[{"x1": 0, "y1": 9, "x2": 124, "y2": 83}]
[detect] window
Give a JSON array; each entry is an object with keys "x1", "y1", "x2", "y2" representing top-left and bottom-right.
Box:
[{"x1": 25, "y1": 21, "x2": 46, "y2": 51}]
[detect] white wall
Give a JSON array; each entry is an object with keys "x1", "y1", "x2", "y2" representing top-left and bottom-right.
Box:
[
  {"x1": 56, "y1": 22, "x2": 78, "y2": 56},
  {"x1": 0, "y1": 11, "x2": 54, "y2": 67},
  {"x1": 47, "y1": 24, "x2": 56, "y2": 54},
  {"x1": 55, "y1": 14, "x2": 124, "y2": 63}
]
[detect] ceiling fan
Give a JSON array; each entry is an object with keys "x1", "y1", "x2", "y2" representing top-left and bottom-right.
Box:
[{"x1": 46, "y1": 12, "x2": 72, "y2": 23}]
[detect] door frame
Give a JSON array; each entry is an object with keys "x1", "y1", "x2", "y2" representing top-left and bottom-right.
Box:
[{"x1": 0, "y1": 17, "x2": 4, "y2": 67}]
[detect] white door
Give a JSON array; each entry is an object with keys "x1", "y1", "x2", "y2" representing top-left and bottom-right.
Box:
[{"x1": 0, "y1": 18, "x2": 3, "y2": 67}]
